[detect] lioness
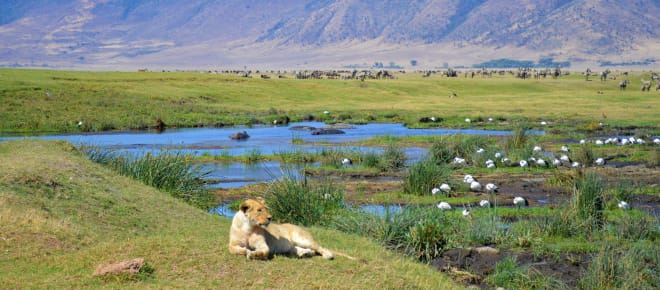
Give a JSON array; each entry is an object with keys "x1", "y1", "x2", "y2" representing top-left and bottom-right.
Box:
[{"x1": 228, "y1": 198, "x2": 337, "y2": 260}]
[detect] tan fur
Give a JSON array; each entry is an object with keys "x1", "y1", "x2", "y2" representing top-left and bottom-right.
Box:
[{"x1": 228, "y1": 198, "x2": 335, "y2": 260}]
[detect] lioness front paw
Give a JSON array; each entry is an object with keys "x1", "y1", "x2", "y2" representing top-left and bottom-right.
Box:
[{"x1": 247, "y1": 250, "x2": 268, "y2": 260}]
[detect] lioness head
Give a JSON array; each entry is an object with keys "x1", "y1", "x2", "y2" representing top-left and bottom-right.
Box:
[{"x1": 239, "y1": 198, "x2": 272, "y2": 227}]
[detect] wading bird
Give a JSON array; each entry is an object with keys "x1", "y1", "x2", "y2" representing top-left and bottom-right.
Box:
[
  {"x1": 437, "y1": 202, "x2": 452, "y2": 211},
  {"x1": 618, "y1": 201, "x2": 631, "y2": 210},
  {"x1": 485, "y1": 183, "x2": 498, "y2": 194},
  {"x1": 513, "y1": 197, "x2": 529, "y2": 208},
  {"x1": 439, "y1": 183, "x2": 451, "y2": 193}
]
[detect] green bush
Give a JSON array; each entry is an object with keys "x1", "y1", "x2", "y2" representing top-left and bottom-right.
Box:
[
  {"x1": 264, "y1": 171, "x2": 344, "y2": 226},
  {"x1": 379, "y1": 143, "x2": 406, "y2": 172},
  {"x1": 572, "y1": 171, "x2": 604, "y2": 232},
  {"x1": 402, "y1": 158, "x2": 452, "y2": 196},
  {"x1": 82, "y1": 147, "x2": 214, "y2": 210},
  {"x1": 579, "y1": 241, "x2": 659, "y2": 290}
]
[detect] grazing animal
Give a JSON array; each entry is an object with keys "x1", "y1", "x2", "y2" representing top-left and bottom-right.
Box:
[
  {"x1": 619, "y1": 80, "x2": 630, "y2": 90},
  {"x1": 229, "y1": 198, "x2": 353, "y2": 260},
  {"x1": 641, "y1": 79, "x2": 652, "y2": 91},
  {"x1": 618, "y1": 201, "x2": 631, "y2": 210},
  {"x1": 513, "y1": 197, "x2": 529, "y2": 208},
  {"x1": 437, "y1": 202, "x2": 452, "y2": 211}
]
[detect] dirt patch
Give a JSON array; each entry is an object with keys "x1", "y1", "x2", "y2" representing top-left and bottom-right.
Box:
[{"x1": 432, "y1": 247, "x2": 592, "y2": 289}]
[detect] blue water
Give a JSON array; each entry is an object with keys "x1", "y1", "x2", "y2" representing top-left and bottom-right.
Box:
[
  {"x1": 1, "y1": 122, "x2": 517, "y2": 188},
  {"x1": 211, "y1": 203, "x2": 405, "y2": 219}
]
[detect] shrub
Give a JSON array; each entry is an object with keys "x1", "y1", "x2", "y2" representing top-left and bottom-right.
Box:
[
  {"x1": 82, "y1": 147, "x2": 215, "y2": 210},
  {"x1": 488, "y1": 257, "x2": 568, "y2": 289},
  {"x1": 264, "y1": 171, "x2": 344, "y2": 226},
  {"x1": 580, "y1": 241, "x2": 660, "y2": 290},
  {"x1": 402, "y1": 158, "x2": 452, "y2": 196},
  {"x1": 504, "y1": 124, "x2": 530, "y2": 152},
  {"x1": 428, "y1": 137, "x2": 453, "y2": 164},
  {"x1": 362, "y1": 151, "x2": 381, "y2": 168},
  {"x1": 379, "y1": 143, "x2": 406, "y2": 172},
  {"x1": 572, "y1": 171, "x2": 604, "y2": 232}
]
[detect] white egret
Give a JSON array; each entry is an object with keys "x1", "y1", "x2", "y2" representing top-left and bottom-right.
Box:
[
  {"x1": 437, "y1": 202, "x2": 452, "y2": 210},
  {"x1": 439, "y1": 183, "x2": 451, "y2": 193},
  {"x1": 463, "y1": 174, "x2": 476, "y2": 183},
  {"x1": 431, "y1": 188, "x2": 441, "y2": 195},
  {"x1": 485, "y1": 183, "x2": 498, "y2": 193},
  {"x1": 618, "y1": 201, "x2": 631, "y2": 210},
  {"x1": 479, "y1": 200, "x2": 491, "y2": 208},
  {"x1": 470, "y1": 181, "x2": 482, "y2": 192},
  {"x1": 513, "y1": 197, "x2": 529, "y2": 208}
]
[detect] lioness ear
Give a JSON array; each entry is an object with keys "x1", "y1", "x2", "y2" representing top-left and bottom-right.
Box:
[
  {"x1": 255, "y1": 197, "x2": 265, "y2": 204},
  {"x1": 239, "y1": 201, "x2": 250, "y2": 213}
]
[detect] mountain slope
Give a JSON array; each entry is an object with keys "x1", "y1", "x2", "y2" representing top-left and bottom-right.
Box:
[{"x1": 0, "y1": 0, "x2": 658, "y2": 69}]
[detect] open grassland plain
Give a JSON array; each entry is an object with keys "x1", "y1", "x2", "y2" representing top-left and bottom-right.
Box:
[
  {"x1": 0, "y1": 139, "x2": 460, "y2": 289},
  {"x1": 0, "y1": 68, "x2": 658, "y2": 134},
  {"x1": 1, "y1": 68, "x2": 658, "y2": 289}
]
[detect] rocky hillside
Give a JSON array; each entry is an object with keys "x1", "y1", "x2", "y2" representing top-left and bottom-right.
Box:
[{"x1": 0, "y1": 0, "x2": 658, "y2": 69}]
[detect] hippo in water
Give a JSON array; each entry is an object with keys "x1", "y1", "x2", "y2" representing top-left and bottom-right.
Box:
[
  {"x1": 289, "y1": 126, "x2": 317, "y2": 131},
  {"x1": 229, "y1": 131, "x2": 249, "y2": 140},
  {"x1": 311, "y1": 128, "x2": 345, "y2": 135}
]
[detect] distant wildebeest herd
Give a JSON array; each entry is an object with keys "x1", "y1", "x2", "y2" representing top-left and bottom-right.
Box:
[{"x1": 170, "y1": 67, "x2": 659, "y2": 92}]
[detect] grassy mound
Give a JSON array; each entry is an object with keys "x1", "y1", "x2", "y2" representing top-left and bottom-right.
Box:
[{"x1": 0, "y1": 139, "x2": 458, "y2": 289}]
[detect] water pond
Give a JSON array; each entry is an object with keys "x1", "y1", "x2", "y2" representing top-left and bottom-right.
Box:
[{"x1": 1, "y1": 122, "x2": 518, "y2": 188}]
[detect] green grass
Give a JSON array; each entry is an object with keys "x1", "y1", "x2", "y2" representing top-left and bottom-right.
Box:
[
  {"x1": 1, "y1": 68, "x2": 658, "y2": 134},
  {"x1": 0, "y1": 139, "x2": 460, "y2": 289}
]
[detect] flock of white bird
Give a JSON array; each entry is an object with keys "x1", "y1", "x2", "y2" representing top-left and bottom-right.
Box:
[
  {"x1": 450, "y1": 136, "x2": 657, "y2": 172},
  {"x1": 339, "y1": 131, "x2": 652, "y2": 215},
  {"x1": 434, "y1": 139, "x2": 650, "y2": 213},
  {"x1": 434, "y1": 173, "x2": 529, "y2": 215}
]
